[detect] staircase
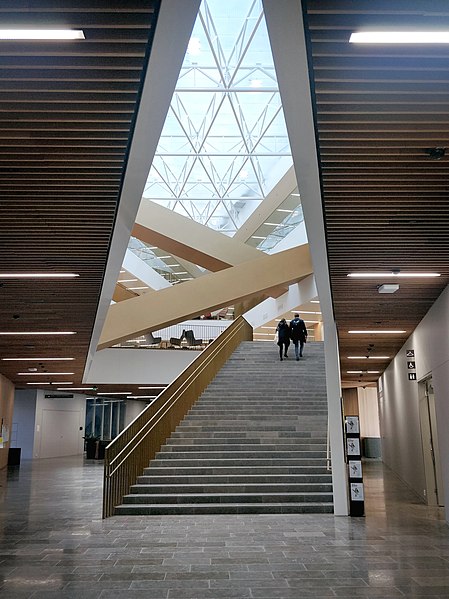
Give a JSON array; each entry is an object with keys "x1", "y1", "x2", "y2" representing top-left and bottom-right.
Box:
[{"x1": 115, "y1": 341, "x2": 333, "y2": 515}]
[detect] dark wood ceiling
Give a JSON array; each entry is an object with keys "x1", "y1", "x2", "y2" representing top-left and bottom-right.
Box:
[
  {"x1": 0, "y1": 1, "x2": 160, "y2": 389},
  {"x1": 304, "y1": 0, "x2": 449, "y2": 384}
]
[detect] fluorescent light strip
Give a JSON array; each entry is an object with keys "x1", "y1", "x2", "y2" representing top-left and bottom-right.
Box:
[
  {"x1": 158, "y1": 256, "x2": 171, "y2": 259},
  {"x1": 58, "y1": 387, "x2": 95, "y2": 391},
  {"x1": 2, "y1": 357, "x2": 74, "y2": 361},
  {"x1": 276, "y1": 208, "x2": 294, "y2": 213},
  {"x1": 129, "y1": 286, "x2": 149, "y2": 290},
  {"x1": 0, "y1": 331, "x2": 75, "y2": 335},
  {"x1": 367, "y1": 371, "x2": 380, "y2": 374},
  {"x1": 263, "y1": 222, "x2": 281, "y2": 226},
  {"x1": 118, "y1": 279, "x2": 138, "y2": 283},
  {"x1": 251, "y1": 236, "x2": 266, "y2": 240},
  {"x1": 27, "y1": 382, "x2": 51, "y2": 385},
  {"x1": 347, "y1": 371, "x2": 363, "y2": 374},
  {"x1": 350, "y1": 31, "x2": 449, "y2": 44},
  {"x1": 348, "y1": 330, "x2": 406, "y2": 334},
  {"x1": 311, "y1": 300, "x2": 320, "y2": 304},
  {"x1": 348, "y1": 272, "x2": 440, "y2": 278},
  {"x1": 97, "y1": 391, "x2": 131, "y2": 395},
  {"x1": 55, "y1": 382, "x2": 73, "y2": 385},
  {"x1": 347, "y1": 356, "x2": 390, "y2": 359},
  {"x1": 18, "y1": 372, "x2": 74, "y2": 376},
  {"x1": 0, "y1": 29, "x2": 85, "y2": 40},
  {"x1": 0, "y1": 273, "x2": 79, "y2": 278},
  {"x1": 138, "y1": 386, "x2": 165, "y2": 390},
  {"x1": 127, "y1": 395, "x2": 157, "y2": 399}
]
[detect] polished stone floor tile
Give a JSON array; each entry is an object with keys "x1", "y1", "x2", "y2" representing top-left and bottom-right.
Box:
[{"x1": 1, "y1": 457, "x2": 449, "y2": 598}]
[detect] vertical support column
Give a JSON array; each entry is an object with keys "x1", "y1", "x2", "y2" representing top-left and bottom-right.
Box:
[{"x1": 263, "y1": 0, "x2": 348, "y2": 514}]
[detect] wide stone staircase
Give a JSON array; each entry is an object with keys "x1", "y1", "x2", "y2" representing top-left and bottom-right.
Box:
[{"x1": 115, "y1": 340, "x2": 333, "y2": 515}]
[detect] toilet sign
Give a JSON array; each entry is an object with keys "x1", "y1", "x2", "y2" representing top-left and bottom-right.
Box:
[{"x1": 408, "y1": 372, "x2": 417, "y2": 381}]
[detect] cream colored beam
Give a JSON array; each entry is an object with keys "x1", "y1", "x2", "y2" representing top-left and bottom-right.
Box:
[
  {"x1": 98, "y1": 244, "x2": 312, "y2": 350},
  {"x1": 233, "y1": 166, "x2": 297, "y2": 243},
  {"x1": 133, "y1": 200, "x2": 262, "y2": 271},
  {"x1": 112, "y1": 284, "x2": 138, "y2": 303}
]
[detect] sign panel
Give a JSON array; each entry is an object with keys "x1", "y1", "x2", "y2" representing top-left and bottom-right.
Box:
[{"x1": 408, "y1": 373, "x2": 417, "y2": 381}]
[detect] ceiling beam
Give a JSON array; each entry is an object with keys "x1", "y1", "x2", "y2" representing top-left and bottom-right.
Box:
[{"x1": 98, "y1": 244, "x2": 312, "y2": 350}]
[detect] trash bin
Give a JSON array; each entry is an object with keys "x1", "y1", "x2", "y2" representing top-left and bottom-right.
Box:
[
  {"x1": 8, "y1": 447, "x2": 21, "y2": 466},
  {"x1": 362, "y1": 437, "x2": 381, "y2": 458}
]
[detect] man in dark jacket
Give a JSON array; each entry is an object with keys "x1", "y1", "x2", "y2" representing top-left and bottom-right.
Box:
[{"x1": 289, "y1": 313, "x2": 307, "y2": 360}]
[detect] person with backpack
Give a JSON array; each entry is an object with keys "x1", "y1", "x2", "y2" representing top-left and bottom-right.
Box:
[{"x1": 289, "y1": 313, "x2": 307, "y2": 360}]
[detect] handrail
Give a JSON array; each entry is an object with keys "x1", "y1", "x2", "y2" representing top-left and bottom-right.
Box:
[
  {"x1": 102, "y1": 316, "x2": 253, "y2": 517},
  {"x1": 326, "y1": 416, "x2": 331, "y2": 471}
]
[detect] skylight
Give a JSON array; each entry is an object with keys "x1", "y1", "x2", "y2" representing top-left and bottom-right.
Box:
[{"x1": 141, "y1": 0, "x2": 292, "y2": 239}]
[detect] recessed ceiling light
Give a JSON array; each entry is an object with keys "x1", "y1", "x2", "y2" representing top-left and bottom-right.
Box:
[
  {"x1": 0, "y1": 273, "x2": 79, "y2": 278},
  {"x1": 118, "y1": 279, "x2": 138, "y2": 283},
  {"x1": 97, "y1": 391, "x2": 131, "y2": 395},
  {"x1": 347, "y1": 356, "x2": 390, "y2": 359},
  {"x1": 310, "y1": 300, "x2": 320, "y2": 304},
  {"x1": 350, "y1": 31, "x2": 449, "y2": 44},
  {"x1": 127, "y1": 395, "x2": 157, "y2": 399},
  {"x1": 18, "y1": 372, "x2": 74, "y2": 376},
  {"x1": 251, "y1": 236, "x2": 266, "y2": 240},
  {"x1": 276, "y1": 209, "x2": 294, "y2": 213},
  {"x1": 129, "y1": 286, "x2": 149, "y2": 290},
  {"x1": 347, "y1": 371, "x2": 363, "y2": 374},
  {"x1": 2, "y1": 357, "x2": 74, "y2": 361},
  {"x1": 263, "y1": 222, "x2": 280, "y2": 226},
  {"x1": 0, "y1": 331, "x2": 76, "y2": 335},
  {"x1": 0, "y1": 29, "x2": 85, "y2": 40},
  {"x1": 348, "y1": 272, "x2": 440, "y2": 278},
  {"x1": 27, "y1": 382, "x2": 51, "y2": 385},
  {"x1": 348, "y1": 330, "x2": 406, "y2": 334}
]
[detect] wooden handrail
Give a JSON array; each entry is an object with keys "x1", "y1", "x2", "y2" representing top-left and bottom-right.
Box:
[{"x1": 102, "y1": 316, "x2": 253, "y2": 517}]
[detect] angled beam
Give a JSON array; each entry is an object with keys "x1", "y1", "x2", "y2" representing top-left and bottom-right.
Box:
[
  {"x1": 98, "y1": 244, "x2": 312, "y2": 350},
  {"x1": 113, "y1": 284, "x2": 138, "y2": 303},
  {"x1": 133, "y1": 200, "x2": 262, "y2": 271},
  {"x1": 233, "y1": 166, "x2": 297, "y2": 243},
  {"x1": 123, "y1": 249, "x2": 171, "y2": 291}
]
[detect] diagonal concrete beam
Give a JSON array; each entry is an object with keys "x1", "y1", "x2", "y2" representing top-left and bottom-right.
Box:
[
  {"x1": 98, "y1": 244, "x2": 312, "y2": 350},
  {"x1": 112, "y1": 284, "x2": 138, "y2": 303},
  {"x1": 133, "y1": 200, "x2": 263, "y2": 271}
]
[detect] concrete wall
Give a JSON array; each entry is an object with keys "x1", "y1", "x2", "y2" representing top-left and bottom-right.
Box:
[
  {"x1": 379, "y1": 283, "x2": 449, "y2": 521},
  {"x1": 0, "y1": 373, "x2": 15, "y2": 469}
]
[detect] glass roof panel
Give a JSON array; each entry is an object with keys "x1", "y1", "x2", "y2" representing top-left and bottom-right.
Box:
[{"x1": 141, "y1": 0, "x2": 293, "y2": 247}]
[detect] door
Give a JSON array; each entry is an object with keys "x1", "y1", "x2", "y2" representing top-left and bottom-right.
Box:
[{"x1": 419, "y1": 377, "x2": 444, "y2": 507}]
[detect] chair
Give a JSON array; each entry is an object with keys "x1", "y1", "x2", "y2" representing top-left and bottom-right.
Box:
[
  {"x1": 144, "y1": 332, "x2": 162, "y2": 346},
  {"x1": 170, "y1": 329, "x2": 185, "y2": 348},
  {"x1": 184, "y1": 329, "x2": 203, "y2": 347}
]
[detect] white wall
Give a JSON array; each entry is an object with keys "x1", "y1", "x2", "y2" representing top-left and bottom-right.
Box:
[
  {"x1": 358, "y1": 387, "x2": 380, "y2": 439},
  {"x1": 33, "y1": 391, "x2": 86, "y2": 459},
  {"x1": 125, "y1": 400, "x2": 147, "y2": 427},
  {"x1": 380, "y1": 283, "x2": 449, "y2": 521},
  {"x1": 85, "y1": 348, "x2": 197, "y2": 384}
]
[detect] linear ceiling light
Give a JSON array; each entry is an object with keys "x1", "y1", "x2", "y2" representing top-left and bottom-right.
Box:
[
  {"x1": 347, "y1": 356, "x2": 390, "y2": 359},
  {"x1": 18, "y1": 372, "x2": 74, "y2": 376},
  {"x1": 0, "y1": 29, "x2": 85, "y2": 40},
  {"x1": 347, "y1": 371, "x2": 363, "y2": 374},
  {"x1": 97, "y1": 391, "x2": 131, "y2": 395},
  {"x1": 0, "y1": 331, "x2": 76, "y2": 335},
  {"x1": 127, "y1": 395, "x2": 157, "y2": 399},
  {"x1": 59, "y1": 387, "x2": 96, "y2": 391},
  {"x1": 27, "y1": 382, "x2": 51, "y2": 385},
  {"x1": 348, "y1": 272, "x2": 440, "y2": 278},
  {"x1": 2, "y1": 357, "x2": 74, "y2": 361},
  {"x1": 0, "y1": 273, "x2": 79, "y2": 278},
  {"x1": 350, "y1": 31, "x2": 449, "y2": 44},
  {"x1": 348, "y1": 330, "x2": 406, "y2": 334}
]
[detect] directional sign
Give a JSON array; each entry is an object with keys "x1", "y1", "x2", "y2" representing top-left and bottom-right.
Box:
[
  {"x1": 408, "y1": 373, "x2": 417, "y2": 381},
  {"x1": 407, "y1": 361, "x2": 416, "y2": 369},
  {"x1": 406, "y1": 349, "x2": 415, "y2": 358}
]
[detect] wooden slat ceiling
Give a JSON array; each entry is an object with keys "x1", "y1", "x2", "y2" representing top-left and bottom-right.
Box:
[
  {"x1": 0, "y1": 1, "x2": 160, "y2": 390},
  {"x1": 304, "y1": 0, "x2": 449, "y2": 384}
]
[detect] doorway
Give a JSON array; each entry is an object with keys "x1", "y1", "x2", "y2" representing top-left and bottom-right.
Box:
[{"x1": 418, "y1": 377, "x2": 444, "y2": 507}]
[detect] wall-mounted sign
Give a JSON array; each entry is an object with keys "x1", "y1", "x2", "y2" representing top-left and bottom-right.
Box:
[
  {"x1": 406, "y1": 349, "x2": 415, "y2": 358},
  {"x1": 408, "y1": 373, "x2": 417, "y2": 381},
  {"x1": 407, "y1": 361, "x2": 416, "y2": 369},
  {"x1": 345, "y1": 416, "x2": 359, "y2": 434},
  {"x1": 350, "y1": 482, "x2": 364, "y2": 501},
  {"x1": 348, "y1": 460, "x2": 362, "y2": 479},
  {"x1": 347, "y1": 438, "x2": 360, "y2": 456}
]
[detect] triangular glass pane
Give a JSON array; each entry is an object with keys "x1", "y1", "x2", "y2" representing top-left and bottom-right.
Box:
[
  {"x1": 178, "y1": 65, "x2": 223, "y2": 89},
  {"x1": 254, "y1": 109, "x2": 291, "y2": 154},
  {"x1": 171, "y1": 92, "x2": 222, "y2": 149},
  {"x1": 229, "y1": 91, "x2": 282, "y2": 150},
  {"x1": 231, "y1": 12, "x2": 276, "y2": 84}
]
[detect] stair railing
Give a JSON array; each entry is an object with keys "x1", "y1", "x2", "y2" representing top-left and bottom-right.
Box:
[
  {"x1": 102, "y1": 316, "x2": 253, "y2": 518},
  {"x1": 326, "y1": 417, "x2": 331, "y2": 471}
]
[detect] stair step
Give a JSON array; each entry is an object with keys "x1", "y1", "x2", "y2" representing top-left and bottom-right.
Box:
[
  {"x1": 115, "y1": 502, "x2": 334, "y2": 515},
  {"x1": 130, "y1": 483, "x2": 333, "y2": 494},
  {"x1": 137, "y1": 474, "x2": 332, "y2": 484}
]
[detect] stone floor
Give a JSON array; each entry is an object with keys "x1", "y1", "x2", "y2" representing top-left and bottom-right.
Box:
[{"x1": 0, "y1": 457, "x2": 448, "y2": 598}]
